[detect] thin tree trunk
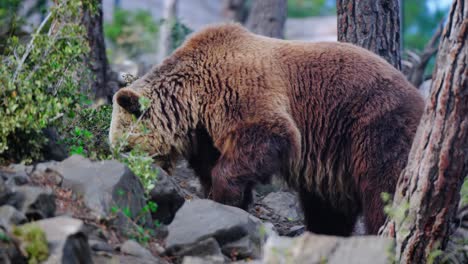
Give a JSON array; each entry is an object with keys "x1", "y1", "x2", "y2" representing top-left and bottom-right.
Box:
[
  {"x1": 380, "y1": 1, "x2": 467, "y2": 263},
  {"x1": 246, "y1": 0, "x2": 287, "y2": 39},
  {"x1": 157, "y1": 0, "x2": 177, "y2": 63},
  {"x1": 404, "y1": 21, "x2": 444, "y2": 88},
  {"x1": 82, "y1": 0, "x2": 113, "y2": 101},
  {"x1": 337, "y1": 0, "x2": 402, "y2": 70}
]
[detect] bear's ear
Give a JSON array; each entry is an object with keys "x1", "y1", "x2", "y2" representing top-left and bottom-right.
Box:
[{"x1": 115, "y1": 88, "x2": 143, "y2": 117}]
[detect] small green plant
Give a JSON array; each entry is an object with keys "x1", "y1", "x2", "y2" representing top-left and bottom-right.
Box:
[
  {"x1": 461, "y1": 176, "x2": 468, "y2": 207},
  {"x1": 110, "y1": 200, "x2": 159, "y2": 245},
  {"x1": 13, "y1": 224, "x2": 49, "y2": 264},
  {"x1": 0, "y1": 229, "x2": 10, "y2": 242},
  {"x1": 121, "y1": 149, "x2": 159, "y2": 191},
  {"x1": 61, "y1": 103, "x2": 113, "y2": 160}
]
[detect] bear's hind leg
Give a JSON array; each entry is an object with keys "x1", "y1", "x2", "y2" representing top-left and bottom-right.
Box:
[
  {"x1": 353, "y1": 110, "x2": 414, "y2": 234},
  {"x1": 299, "y1": 189, "x2": 357, "y2": 236}
]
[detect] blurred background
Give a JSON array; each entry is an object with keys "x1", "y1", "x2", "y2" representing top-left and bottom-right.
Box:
[{"x1": 1, "y1": 0, "x2": 450, "y2": 77}]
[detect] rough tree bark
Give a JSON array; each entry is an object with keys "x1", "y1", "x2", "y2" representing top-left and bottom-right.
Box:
[
  {"x1": 223, "y1": 0, "x2": 249, "y2": 23},
  {"x1": 82, "y1": 0, "x2": 114, "y2": 101},
  {"x1": 246, "y1": 0, "x2": 287, "y2": 39},
  {"x1": 157, "y1": 0, "x2": 178, "y2": 63},
  {"x1": 337, "y1": 0, "x2": 402, "y2": 70},
  {"x1": 381, "y1": 1, "x2": 467, "y2": 263}
]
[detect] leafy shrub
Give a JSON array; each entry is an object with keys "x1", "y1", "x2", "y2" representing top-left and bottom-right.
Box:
[
  {"x1": 0, "y1": 0, "x2": 90, "y2": 164},
  {"x1": 104, "y1": 8, "x2": 192, "y2": 60},
  {"x1": 61, "y1": 103, "x2": 113, "y2": 159},
  {"x1": 104, "y1": 9, "x2": 159, "y2": 59},
  {"x1": 287, "y1": 0, "x2": 336, "y2": 18}
]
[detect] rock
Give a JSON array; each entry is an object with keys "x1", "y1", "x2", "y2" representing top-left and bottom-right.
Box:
[
  {"x1": 42, "y1": 127, "x2": 69, "y2": 161},
  {"x1": 261, "y1": 191, "x2": 303, "y2": 221},
  {"x1": 0, "y1": 178, "x2": 12, "y2": 204},
  {"x1": 89, "y1": 239, "x2": 114, "y2": 253},
  {"x1": 120, "y1": 239, "x2": 154, "y2": 260},
  {"x1": 93, "y1": 253, "x2": 170, "y2": 264},
  {"x1": 166, "y1": 199, "x2": 265, "y2": 256},
  {"x1": 119, "y1": 254, "x2": 169, "y2": 264},
  {"x1": 48, "y1": 155, "x2": 151, "y2": 231},
  {"x1": 170, "y1": 237, "x2": 223, "y2": 260},
  {"x1": 33, "y1": 216, "x2": 93, "y2": 264},
  {"x1": 29, "y1": 166, "x2": 63, "y2": 187},
  {"x1": 7, "y1": 185, "x2": 55, "y2": 220},
  {"x1": 182, "y1": 255, "x2": 225, "y2": 264},
  {"x1": 149, "y1": 168, "x2": 185, "y2": 225},
  {"x1": 221, "y1": 235, "x2": 261, "y2": 260},
  {"x1": 0, "y1": 165, "x2": 30, "y2": 186},
  {"x1": 263, "y1": 233, "x2": 393, "y2": 264},
  {"x1": 0, "y1": 228, "x2": 27, "y2": 264},
  {"x1": 285, "y1": 225, "x2": 305, "y2": 237},
  {"x1": 0, "y1": 205, "x2": 27, "y2": 231}
]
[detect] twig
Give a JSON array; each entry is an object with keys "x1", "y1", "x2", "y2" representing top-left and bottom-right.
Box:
[
  {"x1": 404, "y1": 19, "x2": 445, "y2": 87},
  {"x1": 12, "y1": 11, "x2": 53, "y2": 83}
]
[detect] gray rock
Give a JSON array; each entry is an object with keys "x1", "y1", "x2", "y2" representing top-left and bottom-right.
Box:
[
  {"x1": 263, "y1": 232, "x2": 393, "y2": 264},
  {"x1": 181, "y1": 255, "x2": 225, "y2": 264},
  {"x1": 149, "y1": 168, "x2": 185, "y2": 225},
  {"x1": 170, "y1": 237, "x2": 223, "y2": 260},
  {"x1": 48, "y1": 155, "x2": 151, "y2": 231},
  {"x1": 261, "y1": 191, "x2": 303, "y2": 221},
  {"x1": 0, "y1": 205, "x2": 27, "y2": 231},
  {"x1": 0, "y1": 165, "x2": 30, "y2": 186},
  {"x1": 0, "y1": 178, "x2": 12, "y2": 205},
  {"x1": 166, "y1": 199, "x2": 265, "y2": 254},
  {"x1": 8, "y1": 185, "x2": 55, "y2": 220},
  {"x1": 33, "y1": 216, "x2": 93, "y2": 264},
  {"x1": 221, "y1": 235, "x2": 261, "y2": 260},
  {"x1": 0, "y1": 231, "x2": 27, "y2": 264},
  {"x1": 119, "y1": 254, "x2": 169, "y2": 264},
  {"x1": 89, "y1": 239, "x2": 114, "y2": 253},
  {"x1": 285, "y1": 225, "x2": 305, "y2": 237},
  {"x1": 120, "y1": 239, "x2": 154, "y2": 260}
]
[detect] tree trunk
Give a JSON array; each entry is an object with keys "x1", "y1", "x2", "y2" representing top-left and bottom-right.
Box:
[
  {"x1": 380, "y1": 1, "x2": 467, "y2": 263},
  {"x1": 245, "y1": 0, "x2": 287, "y2": 39},
  {"x1": 223, "y1": 0, "x2": 248, "y2": 23},
  {"x1": 337, "y1": 0, "x2": 402, "y2": 70},
  {"x1": 82, "y1": 0, "x2": 113, "y2": 101},
  {"x1": 157, "y1": 0, "x2": 178, "y2": 63}
]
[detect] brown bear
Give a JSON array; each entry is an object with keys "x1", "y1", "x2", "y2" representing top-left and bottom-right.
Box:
[{"x1": 109, "y1": 23, "x2": 424, "y2": 235}]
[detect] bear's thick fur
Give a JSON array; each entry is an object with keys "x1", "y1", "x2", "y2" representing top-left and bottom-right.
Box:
[{"x1": 109, "y1": 24, "x2": 424, "y2": 235}]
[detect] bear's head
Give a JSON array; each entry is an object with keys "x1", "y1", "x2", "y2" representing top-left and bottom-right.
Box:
[{"x1": 108, "y1": 58, "x2": 198, "y2": 172}]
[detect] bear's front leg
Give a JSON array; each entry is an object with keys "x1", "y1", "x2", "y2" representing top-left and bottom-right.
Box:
[{"x1": 210, "y1": 120, "x2": 299, "y2": 209}]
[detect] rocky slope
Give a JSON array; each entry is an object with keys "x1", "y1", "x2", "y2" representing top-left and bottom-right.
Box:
[{"x1": 1, "y1": 156, "x2": 465, "y2": 263}]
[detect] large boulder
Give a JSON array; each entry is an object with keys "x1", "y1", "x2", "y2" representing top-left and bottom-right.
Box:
[
  {"x1": 166, "y1": 199, "x2": 270, "y2": 260},
  {"x1": 48, "y1": 155, "x2": 152, "y2": 231},
  {"x1": 263, "y1": 232, "x2": 393, "y2": 264}
]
